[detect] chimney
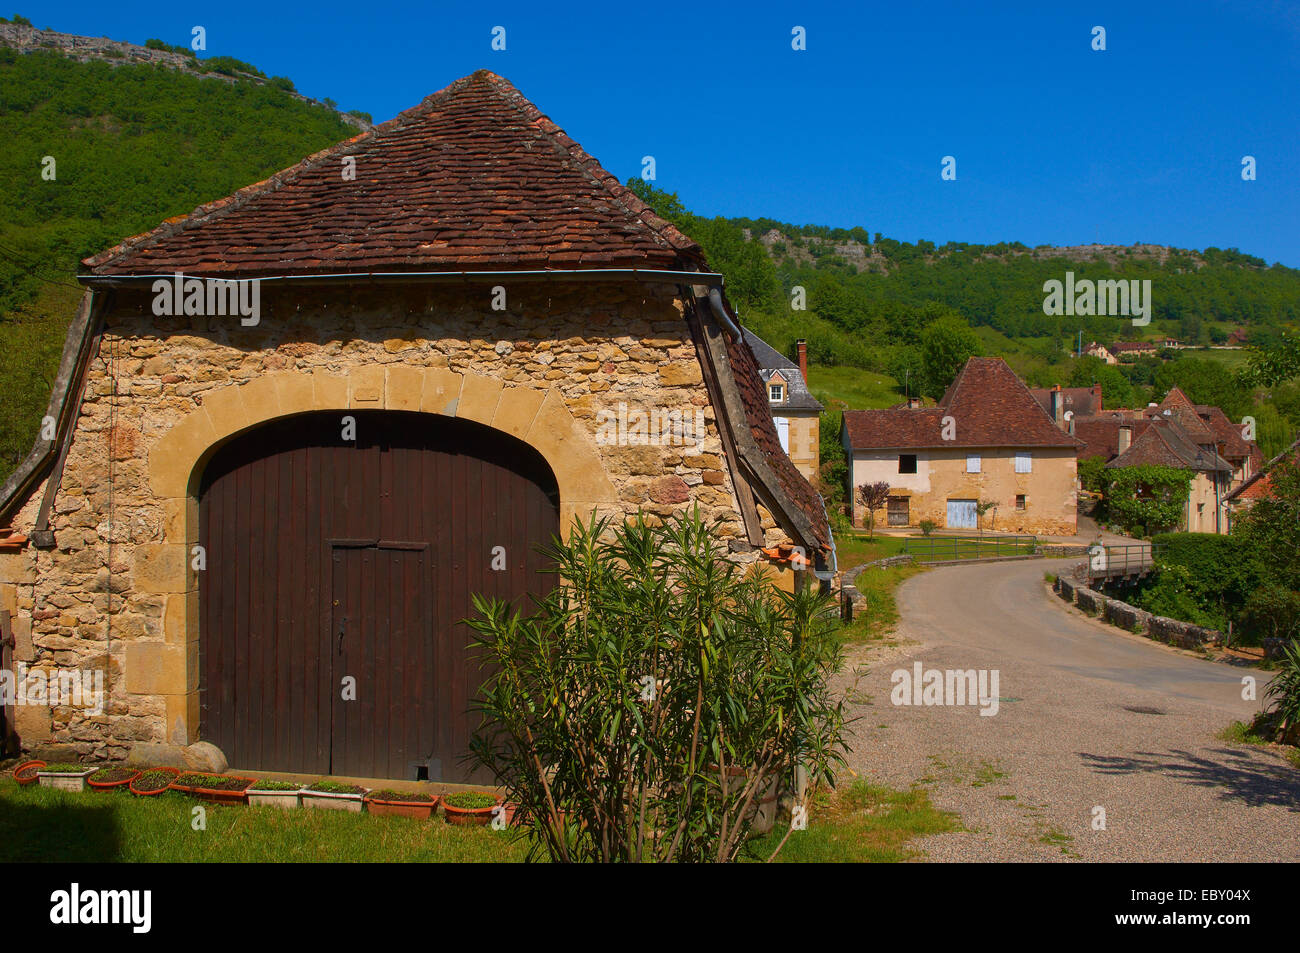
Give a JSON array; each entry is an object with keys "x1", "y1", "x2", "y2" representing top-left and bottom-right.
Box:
[
  {"x1": 1092, "y1": 383, "x2": 1102, "y2": 411},
  {"x1": 1050, "y1": 385, "x2": 1063, "y2": 426},
  {"x1": 796, "y1": 340, "x2": 808, "y2": 384},
  {"x1": 1119, "y1": 426, "x2": 1132, "y2": 455}
]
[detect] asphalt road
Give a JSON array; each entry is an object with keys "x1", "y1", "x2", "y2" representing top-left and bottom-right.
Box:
[{"x1": 836, "y1": 557, "x2": 1300, "y2": 862}]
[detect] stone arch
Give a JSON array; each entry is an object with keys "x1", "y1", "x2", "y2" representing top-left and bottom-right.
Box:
[{"x1": 132, "y1": 367, "x2": 616, "y2": 745}]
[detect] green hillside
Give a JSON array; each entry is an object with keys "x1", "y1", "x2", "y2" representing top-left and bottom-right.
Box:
[
  {"x1": 627, "y1": 180, "x2": 1300, "y2": 465},
  {"x1": 0, "y1": 43, "x2": 362, "y2": 479}
]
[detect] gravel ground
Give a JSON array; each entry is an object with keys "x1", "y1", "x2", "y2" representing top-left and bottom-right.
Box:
[{"x1": 834, "y1": 557, "x2": 1300, "y2": 862}]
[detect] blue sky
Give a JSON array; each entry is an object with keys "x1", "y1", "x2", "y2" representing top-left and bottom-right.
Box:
[{"x1": 35, "y1": 0, "x2": 1300, "y2": 265}]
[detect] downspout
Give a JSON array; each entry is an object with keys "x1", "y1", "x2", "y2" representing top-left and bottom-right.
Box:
[
  {"x1": 813, "y1": 495, "x2": 838, "y2": 587},
  {"x1": 707, "y1": 286, "x2": 742, "y2": 340}
]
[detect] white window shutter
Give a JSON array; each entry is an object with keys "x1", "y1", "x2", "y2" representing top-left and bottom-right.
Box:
[
  {"x1": 966, "y1": 454, "x2": 981, "y2": 473},
  {"x1": 1015, "y1": 453, "x2": 1032, "y2": 473},
  {"x1": 775, "y1": 417, "x2": 790, "y2": 453}
]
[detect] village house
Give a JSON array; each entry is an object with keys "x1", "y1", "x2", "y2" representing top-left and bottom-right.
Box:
[
  {"x1": 1223, "y1": 436, "x2": 1299, "y2": 528},
  {"x1": 744, "y1": 331, "x2": 822, "y2": 482},
  {"x1": 0, "y1": 71, "x2": 831, "y2": 780},
  {"x1": 1082, "y1": 341, "x2": 1117, "y2": 364},
  {"x1": 841, "y1": 357, "x2": 1080, "y2": 535},
  {"x1": 1070, "y1": 387, "x2": 1259, "y2": 534},
  {"x1": 1110, "y1": 341, "x2": 1159, "y2": 360}
]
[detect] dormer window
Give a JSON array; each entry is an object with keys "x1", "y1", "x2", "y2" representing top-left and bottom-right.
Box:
[{"x1": 769, "y1": 382, "x2": 785, "y2": 403}]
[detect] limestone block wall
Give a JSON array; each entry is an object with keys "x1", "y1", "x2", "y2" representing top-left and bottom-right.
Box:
[{"x1": 0, "y1": 280, "x2": 802, "y2": 761}]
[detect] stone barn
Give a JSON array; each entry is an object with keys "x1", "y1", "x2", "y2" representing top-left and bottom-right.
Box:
[{"x1": 0, "y1": 71, "x2": 831, "y2": 781}]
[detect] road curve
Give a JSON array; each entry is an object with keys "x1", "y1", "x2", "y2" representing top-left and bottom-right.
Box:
[{"x1": 835, "y1": 557, "x2": 1300, "y2": 862}]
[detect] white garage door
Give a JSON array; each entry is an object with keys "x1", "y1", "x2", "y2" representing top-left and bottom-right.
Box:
[{"x1": 947, "y1": 499, "x2": 977, "y2": 529}]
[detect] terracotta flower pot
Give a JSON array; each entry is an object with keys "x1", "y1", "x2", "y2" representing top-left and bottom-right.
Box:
[
  {"x1": 442, "y1": 794, "x2": 501, "y2": 826},
  {"x1": 87, "y1": 767, "x2": 141, "y2": 792},
  {"x1": 364, "y1": 792, "x2": 439, "y2": 819},
  {"x1": 14, "y1": 760, "x2": 45, "y2": 786},
  {"x1": 129, "y1": 767, "x2": 179, "y2": 796},
  {"x1": 171, "y1": 772, "x2": 254, "y2": 804}
]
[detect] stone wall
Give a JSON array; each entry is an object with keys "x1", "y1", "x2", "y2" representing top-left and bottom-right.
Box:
[
  {"x1": 0, "y1": 280, "x2": 801, "y2": 761},
  {"x1": 1053, "y1": 577, "x2": 1222, "y2": 649}
]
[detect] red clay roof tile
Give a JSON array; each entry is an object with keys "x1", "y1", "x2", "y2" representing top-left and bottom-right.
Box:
[{"x1": 83, "y1": 71, "x2": 703, "y2": 277}]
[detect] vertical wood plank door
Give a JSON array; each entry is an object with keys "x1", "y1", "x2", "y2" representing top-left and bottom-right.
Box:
[{"x1": 199, "y1": 411, "x2": 560, "y2": 781}]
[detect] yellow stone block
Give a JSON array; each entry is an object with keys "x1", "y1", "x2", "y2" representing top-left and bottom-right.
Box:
[
  {"x1": 348, "y1": 365, "x2": 386, "y2": 407},
  {"x1": 134, "y1": 543, "x2": 192, "y2": 595},
  {"x1": 125, "y1": 642, "x2": 193, "y2": 695},
  {"x1": 273, "y1": 371, "x2": 317, "y2": 416},
  {"x1": 164, "y1": 692, "x2": 199, "y2": 745},
  {"x1": 149, "y1": 407, "x2": 216, "y2": 499},
  {"x1": 418, "y1": 368, "x2": 464, "y2": 415},
  {"x1": 492, "y1": 386, "x2": 546, "y2": 440},
  {"x1": 386, "y1": 364, "x2": 425, "y2": 412},
  {"x1": 526, "y1": 391, "x2": 616, "y2": 504},
  {"x1": 457, "y1": 373, "x2": 504, "y2": 426},
  {"x1": 312, "y1": 370, "x2": 348, "y2": 409}
]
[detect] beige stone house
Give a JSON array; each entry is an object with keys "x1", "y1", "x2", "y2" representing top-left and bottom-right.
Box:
[
  {"x1": 0, "y1": 71, "x2": 830, "y2": 779},
  {"x1": 1072, "y1": 387, "x2": 1260, "y2": 534},
  {"x1": 744, "y1": 331, "x2": 822, "y2": 481},
  {"x1": 841, "y1": 358, "x2": 1080, "y2": 535}
]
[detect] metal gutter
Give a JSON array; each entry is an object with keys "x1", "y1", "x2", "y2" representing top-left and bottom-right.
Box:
[{"x1": 80, "y1": 267, "x2": 727, "y2": 288}]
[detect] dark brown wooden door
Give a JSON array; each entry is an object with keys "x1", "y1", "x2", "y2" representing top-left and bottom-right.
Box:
[{"x1": 199, "y1": 411, "x2": 559, "y2": 781}]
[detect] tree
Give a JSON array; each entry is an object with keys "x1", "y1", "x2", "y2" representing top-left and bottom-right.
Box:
[
  {"x1": 1066, "y1": 356, "x2": 1136, "y2": 410},
  {"x1": 467, "y1": 509, "x2": 849, "y2": 863},
  {"x1": 975, "y1": 500, "x2": 998, "y2": 536},
  {"x1": 919, "y1": 315, "x2": 979, "y2": 400},
  {"x1": 1241, "y1": 334, "x2": 1300, "y2": 388},
  {"x1": 856, "y1": 481, "x2": 891, "y2": 537},
  {"x1": 1153, "y1": 357, "x2": 1251, "y2": 419},
  {"x1": 1233, "y1": 455, "x2": 1300, "y2": 594}
]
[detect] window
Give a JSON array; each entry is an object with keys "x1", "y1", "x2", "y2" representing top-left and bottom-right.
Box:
[
  {"x1": 887, "y1": 496, "x2": 910, "y2": 526},
  {"x1": 1015, "y1": 453, "x2": 1032, "y2": 473},
  {"x1": 768, "y1": 383, "x2": 785, "y2": 403},
  {"x1": 966, "y1": 454, "x2": 981, "y2": 473},
  {"x1": 1015, "y1": 494, "x2": 1026, "y2": 510},
  {"x1": 898, "y1": 454, "x2": 918, "y2": 474}
]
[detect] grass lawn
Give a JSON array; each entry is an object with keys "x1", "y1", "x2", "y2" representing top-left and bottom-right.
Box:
[
  {"x1": 808, "y1": 364, "x2": 904, "y2": 411},
  {"x1": 838, "y1": 562, "x2": 925, "y2": 645},
  {"x1": 0, "y1": 780, "x2": 526, "y2": 862},
  {"x1": 834, "y1": 531, "x2": 909, "y2": 568},
  {"x1": 0, "y1": 775, "x2": 955, "y2": 863},
  {"x1": 747, "y1": 780, "x2": 958, "y2": 862}
]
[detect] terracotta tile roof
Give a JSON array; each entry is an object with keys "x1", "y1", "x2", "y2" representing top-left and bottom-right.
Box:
[
  {"x1": 1105, "y1": 418, "x2": 1232, "y2": 472},
  {"x1": 1071, "y1": 414, "x2": 1154, "y2": 461},
  {"x1": 1225, "y1": 437, "x2": 1300, "y2": 504},
  {"x1": 1029, "y1": 385, "x2": 1101, "y2": 419},
  {"x1": 1194, "y1": 404, "x2": 1254, "y2": 460},
  {"x1": 843, "y1": 358, "x2": 1080, "y2": 451},
  {"x1": 1154, "y1": 387, "x2": 1215, "y2": 443},
  {"x1": 1111, "y1": 341, "x2": 1158, "y2": 353},
  {"x1": 83, "y1": 71, "x2": 703, "y2": 277},
  {"x1": 724, "y1": 330, "x2": 831, "y2": 551}
]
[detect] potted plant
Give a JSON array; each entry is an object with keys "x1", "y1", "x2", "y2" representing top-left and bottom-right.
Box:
[
  {"x1": 441, "y1": 790, "x2": 501, "y2": 826},
  {"x1": 14, "y1": 759, "x2": 45, "y2": 786},
  {"x1": 171, "y1": 772, "x2": 254, "y2": 805},
  {"x1": 37, "y1": 763, "x2": 97, "y2": 792},
  {"x1": 129, "y1": 767, "x2": 179, "y2": 797},
  {"x1": 86, "y1": 766, "x2": 141, "y2": 792},
  {"x1": 301, "y1": 779, "x2": 367, "y2": 812},
  {"x1": 363, "y1": 789, "x2": 439, "y2": 819},
  {"x1": 247, "y1": 778, "x2": 302, "y2": 809}
]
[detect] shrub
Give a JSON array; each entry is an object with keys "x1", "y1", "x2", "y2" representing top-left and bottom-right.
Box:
[
  {"x1": 1264, "y1": 640, "x2": 1300, "y2": 743},
  {"x1": 443, "y1": 791, "x2": 497, "y2": 810},
  {"x1": 1105, "y1": 465, "x2": 1193, "y2": 535},
  {"x1": 1129, "y1": 533, "x2": 1265, "y2": 632},
  {"x1": 919, "y1": 519, "x2": 937, "y2": 536},
  {"x1": 467, "y1": 509, "x2": 848, "y2": 863}
]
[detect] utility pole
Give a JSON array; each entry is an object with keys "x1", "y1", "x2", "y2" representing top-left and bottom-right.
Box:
[{"x1": 1077, "y1": 330, "x2": 1083, "y2": 358}]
